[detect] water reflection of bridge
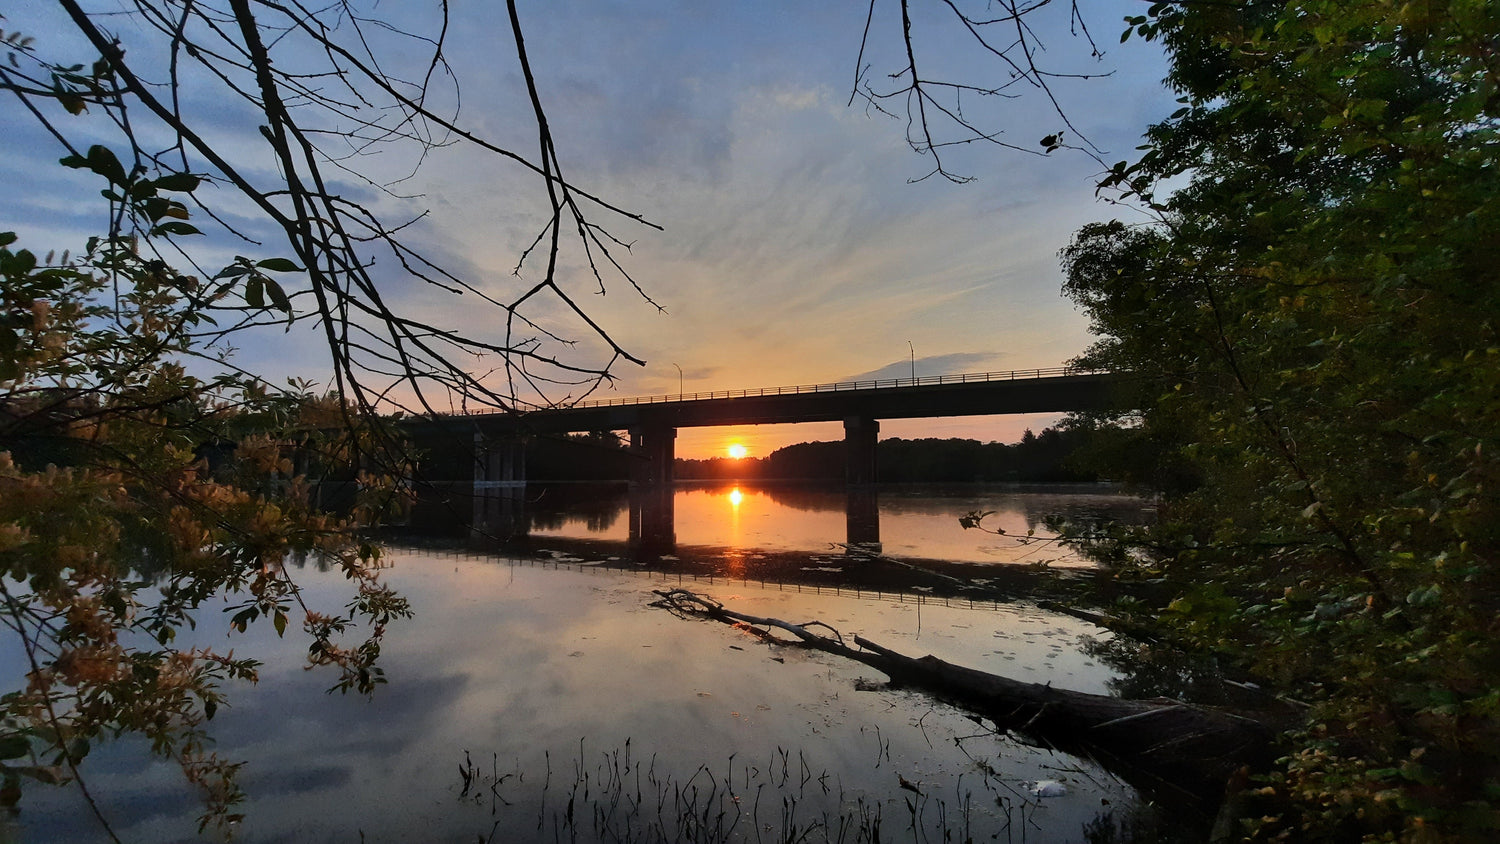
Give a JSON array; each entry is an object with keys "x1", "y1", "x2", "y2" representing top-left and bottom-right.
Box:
[
  {"x1": 409, "y1": 368, "x2": 1128, "y2": 553},
  {"x1": 462, "y1": 482, "x2": 879, "y2": 559}
]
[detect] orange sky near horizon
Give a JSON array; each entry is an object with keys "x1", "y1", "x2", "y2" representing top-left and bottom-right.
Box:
[{"x1": 672, "y1": 411, "x2": 1068, "y2": 461}]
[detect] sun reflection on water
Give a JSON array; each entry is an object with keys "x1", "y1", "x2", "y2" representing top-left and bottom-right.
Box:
[{"x1": 530, "y1": 484, "x2": 1150, "y2": 566}]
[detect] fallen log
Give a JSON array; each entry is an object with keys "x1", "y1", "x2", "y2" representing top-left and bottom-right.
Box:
[{"x1": 650, "y1": 588, "x2": 1273, "y2": 809}]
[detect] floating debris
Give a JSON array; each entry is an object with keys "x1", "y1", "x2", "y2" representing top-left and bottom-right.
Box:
[{"x1": 1030, "y1": 779, "x2": 1067, "y2": 798}]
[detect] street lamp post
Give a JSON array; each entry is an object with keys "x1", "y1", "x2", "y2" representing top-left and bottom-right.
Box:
[
  {"x1": 672, "y1": 362, "x2": 683, "y2": 399},
  {"x1": 907, "y1": 340, "x2": 915, "y2": 384}
]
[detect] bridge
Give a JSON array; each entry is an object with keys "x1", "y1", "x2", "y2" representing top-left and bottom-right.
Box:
[
  {"x1": 453, "y1": 366, "x2": 1121, "y2": 481},
  {"x1": 409, "y1": 367, "x2": 1128, "y2": 550}
]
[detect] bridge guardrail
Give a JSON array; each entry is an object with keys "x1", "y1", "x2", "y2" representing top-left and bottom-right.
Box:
[{"x1": 459, "y1": 366, "x2": 1107, "y2": 415}]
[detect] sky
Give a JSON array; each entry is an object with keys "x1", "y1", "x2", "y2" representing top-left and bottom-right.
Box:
[{"x1": 3, "y1": 1, "x2": 1175, "y2": 459}]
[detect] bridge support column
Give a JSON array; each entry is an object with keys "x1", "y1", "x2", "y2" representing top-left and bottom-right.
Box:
[
  {"x1": 628, "y1": 425, "x2": 676, "y2": 556},
  {"x1": 844, "y1": 416, "x2": 879, "y2": 486},
  {"x1": 472, "y1": 433, "x2": 527, "y2": 539},
  {"x1": 629, "y1": 425, "x2": 676, "y2": 486}
]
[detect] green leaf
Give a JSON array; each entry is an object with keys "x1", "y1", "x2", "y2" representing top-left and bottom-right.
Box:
[
  {"x1": 263, "y1": 277, "x2": 292, "y2": 313},
  {"x1": 255, "y1": 257, "x2": 303, "y2": 273},
  {"x1": 151, "y1": 173, "x2": 201, "y2": 193},
  {"x1": 0, "y1": 735, "x2": 28, "y2": 761},
  {"x1": 0, "y1": 327, "x2": 18, "y2": 362},
  {"x1": 273, "y1": 610, "x2": 287, "y2": 638},
  {"x1": 245, "y1": 276, "x2": 265, "y2": 309},
  {"x1": 149, "y1": 221, "x2": 201, "y2": 237},
  {"x1": 84, "y1": 144, "x2": 127, "y2": 186},
  {"x1": 229, "y1": 606, "x2": 258, "y2": 632},
  {"x1": 1405, "y1": 585, "x2": 1441, "y2": 607}
]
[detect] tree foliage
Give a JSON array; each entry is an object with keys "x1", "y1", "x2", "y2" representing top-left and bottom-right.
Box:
[
  {"x1": 0, "y1": 221, "x2": 412, "y2": 835},
  {"x1": 675, "y1": 430, "x2": 1101, "y2": 483},
  {"x1": 1065, "y1": 2, "x2": 1499, "y2": 839}
]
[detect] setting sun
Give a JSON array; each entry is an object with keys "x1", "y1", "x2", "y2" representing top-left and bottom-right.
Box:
[{"x1": 726, "y1": 443, "x2": 748, "y2": 459}]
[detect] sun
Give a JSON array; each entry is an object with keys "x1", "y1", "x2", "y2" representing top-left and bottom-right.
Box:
[{"x1": 726, "y1": 443, "x2": 749, "y2": 459}]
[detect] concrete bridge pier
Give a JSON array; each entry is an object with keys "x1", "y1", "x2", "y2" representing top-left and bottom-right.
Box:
[
  {"x1": 472, "y1": 432, "x2": 527, "y2": 539},
  {"x1": 843, "y1": 416, "x2": 879, "y2": 486},
  {"x1": 629, "y1": 424, "x2": 676, "y2": 486}
]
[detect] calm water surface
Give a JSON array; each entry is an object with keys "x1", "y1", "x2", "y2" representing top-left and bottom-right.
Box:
[
  {"x1": 530, "y1": 482, "x2": 1149, "y2": 566},
  {"x1": 8, "y1": 486, "x2": 1164, "y2": 842}
]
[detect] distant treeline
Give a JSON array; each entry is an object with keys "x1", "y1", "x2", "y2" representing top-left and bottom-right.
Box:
[
  {"x1": 493, "y1": 426, "x2": 1099, "y2": 483},
  {"x1": 677, "y1": 427, "x2": 1098, "y2": 483}
]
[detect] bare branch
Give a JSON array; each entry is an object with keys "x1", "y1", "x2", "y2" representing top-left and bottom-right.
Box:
[
  {"x1": 850, "y1": 0, "x2": 1111, "y2": 182},
  {"x1": 8, "y1": 0, "x2": 663, "y2": 420}
]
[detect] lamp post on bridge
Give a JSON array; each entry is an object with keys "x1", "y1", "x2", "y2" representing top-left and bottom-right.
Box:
[
  {"x1": 907, "y1": 340, "x2": 915, "y2": 384},
  {"x1": 672, "y1": 362, "x2": 683, "y2": 400}
]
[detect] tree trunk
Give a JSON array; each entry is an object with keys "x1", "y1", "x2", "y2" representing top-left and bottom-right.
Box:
[{"x1": 651, "y1": 588, "x2": 1272, "y2": 807}]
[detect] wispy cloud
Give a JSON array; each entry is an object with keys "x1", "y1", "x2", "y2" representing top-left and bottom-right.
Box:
[{"x1": 843, "y1": 352, "x2": 1006, "y2": 383}]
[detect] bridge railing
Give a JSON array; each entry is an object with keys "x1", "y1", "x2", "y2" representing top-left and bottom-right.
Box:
[{"x1": 457, "y1": 366, "x2": 1105, "y2": 414}]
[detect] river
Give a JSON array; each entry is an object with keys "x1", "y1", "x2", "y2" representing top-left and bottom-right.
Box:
[
  {"x1": 525, "y1": 481, "x2": 1150, "y2": 565},
  {"x1": 4, "y1": 483, "x2": 1188, "y2": 843}
]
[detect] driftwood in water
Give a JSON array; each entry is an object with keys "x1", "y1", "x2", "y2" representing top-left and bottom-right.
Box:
[{"x1": 650, "y1": 588, "x2": 1272, "y2": 806}]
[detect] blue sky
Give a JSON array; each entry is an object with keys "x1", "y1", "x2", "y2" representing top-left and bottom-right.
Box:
[{"x1": 3, "y1": 1, "x2": 1174, "y2": 458}]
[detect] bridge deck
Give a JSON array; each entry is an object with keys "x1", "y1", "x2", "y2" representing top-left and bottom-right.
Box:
[{"x1": 440, "y1": 368, "x2": 1122, "y2": 434}]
